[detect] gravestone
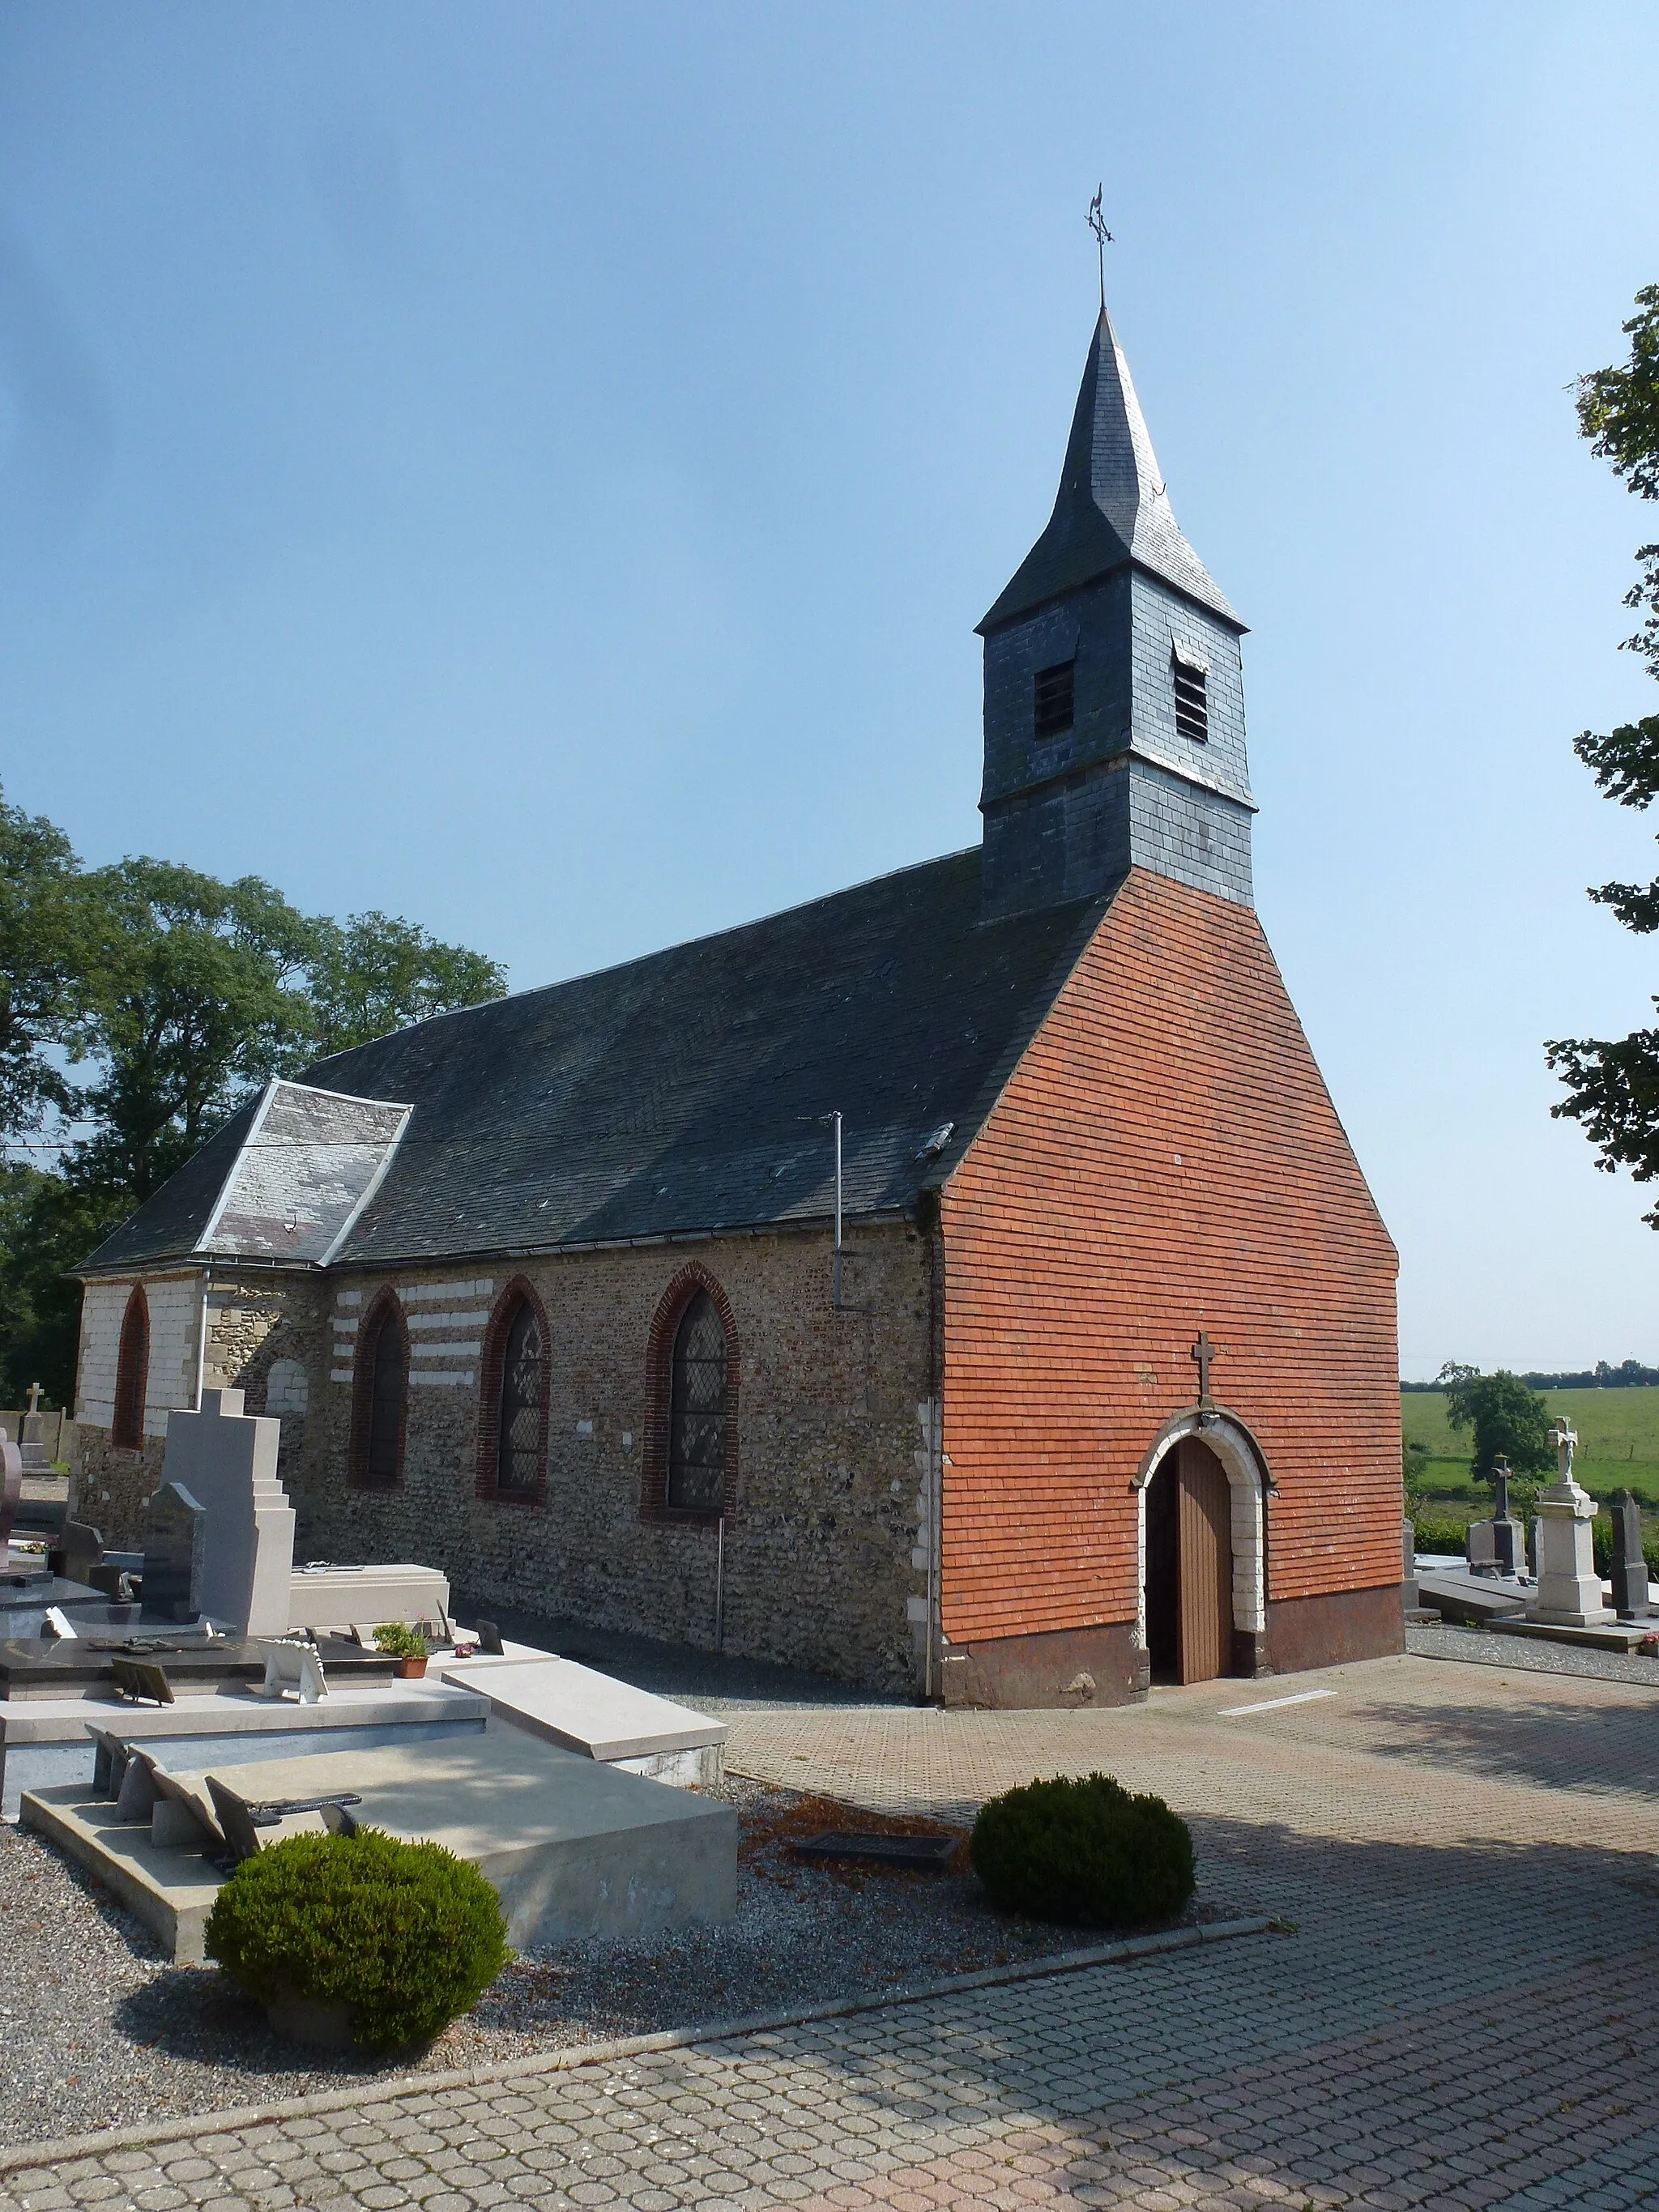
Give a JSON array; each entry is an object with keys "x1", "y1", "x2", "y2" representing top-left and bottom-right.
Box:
[
  {"x1": 58, "y1": 1519, "x2": 103, "y2": 1588},
  {"x1": 19, "y1": 1383, "x2": 50, "y2": 1473},
  {"x1": 0, "y1": 1438, "x2": 20, "y2": 1555},
  {"x1": 1531, "y1": 1421, "x2": 1614, "y2": 1628},
  {"x1": 1609, "y1": 1490, "x2": 1653, "y2": 1622},
  {"x1": 1467, "y1": 1458, "x2": 1528, "y2": 1579},
  {"x1": 1402, "y1": 1518, "x2": 1418, "y2": 1609},
  {"x1": 141, "y1": 1481, "x2": 207, "y2": 1623},
  {"x1": 160, "y1": 1388, "x2": 293, "y2": 1635}
]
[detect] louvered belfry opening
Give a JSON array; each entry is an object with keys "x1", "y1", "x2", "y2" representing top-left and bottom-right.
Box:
[
  {"x1": 667, "y1": 1290, "x2": 728, "y2": 1513},
  {"x1": 497, "y1": 1298, "x2": 544, "y2": 1491},
  {"x1": 112, "y1": 1287, "x2": 149, "y2": 1450},
  {"x1": 1033, "y1": 658, "x2": 1076, "y2": 741},
  {"x1": 360, "y1": 1302, "x2": 406, "y2": 1484},
  {"x1": 1173, "y1": 657, "x2": 1209, "y2": 743}
]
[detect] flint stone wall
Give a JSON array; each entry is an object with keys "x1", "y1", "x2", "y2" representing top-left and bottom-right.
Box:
[{"x1": 290, "y1": 1224, "x2": 935, "y2": 1694}]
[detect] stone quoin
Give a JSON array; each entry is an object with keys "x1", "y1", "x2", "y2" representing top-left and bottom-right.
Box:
[{"x1": 66, "y1": 297, "x2": 1401, "y2": 1706}]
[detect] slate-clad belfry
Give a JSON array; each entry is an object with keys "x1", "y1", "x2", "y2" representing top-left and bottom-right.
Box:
[{"x1": 71, "y1": 301, "x2": 1403, "y2": 1706}]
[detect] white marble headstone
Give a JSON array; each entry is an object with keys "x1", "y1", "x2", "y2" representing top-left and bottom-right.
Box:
[{"x1": 160, "y1": 1388, "x2": 293, "y2": 1636}]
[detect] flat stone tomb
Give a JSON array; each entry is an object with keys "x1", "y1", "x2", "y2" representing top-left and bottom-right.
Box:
[
  {"x1": 20, "y1": 1723, "x2": 738, "y2": 1963},
  {"x1": 0, "y1": 1630, "x2": 395, "y2": 1702},
  {"x1": 0, "y1": 1673, "x2": 490, "y2": 1821},
  {"x1": 287, "y1": 1561, "x2": 450, "y2": 1636},
  {"x1": 0, "y1": 1575, "x2": 138, "y2": 1641},
  {"x1": 437, "y1": 1649, "x2": 727, "y2": 1786}
]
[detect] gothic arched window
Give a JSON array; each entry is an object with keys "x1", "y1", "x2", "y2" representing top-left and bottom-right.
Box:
[
  {"x1": 351, "y1": 1294, "x2": 407, "y2": 1486},
  {"x1": 497, "y1": 1299, "x2": 545, "y2": 1492},
  {"x1": 668, "y1": 1291, "x2": 729, "y2": 1514},
  {"x1": 111, "y1": 1285, "x2": 149, "y2": 1450},
  {"x1": 476, "y1": 1278, "x2": 551, "y2": 1500}
]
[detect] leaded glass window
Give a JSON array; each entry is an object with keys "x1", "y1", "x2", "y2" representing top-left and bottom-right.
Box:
[
  {"x1": 363, "y1": 1306, "x2": 405, "y2": 1483},
  {"x1": 497, "y1": 1300, "x2": 544, "y2": 1490},
  {"x1": 667, "y1": 1291, "x2": 727, "y2": 1513}
]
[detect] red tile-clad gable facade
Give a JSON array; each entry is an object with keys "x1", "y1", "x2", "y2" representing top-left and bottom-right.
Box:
[{"x1": 936, "y1": 867, "x2": 1401, "y2": 1707}]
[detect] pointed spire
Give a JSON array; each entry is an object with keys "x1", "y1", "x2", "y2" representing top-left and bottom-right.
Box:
[{"x1": 979, "y1": 306, "x2": 1239, "y2": 633}]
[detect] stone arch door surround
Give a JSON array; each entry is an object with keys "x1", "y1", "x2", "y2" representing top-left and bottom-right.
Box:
[{"x1": 1133, "y1": 1409, "x2": 1271, "y2": 1681}]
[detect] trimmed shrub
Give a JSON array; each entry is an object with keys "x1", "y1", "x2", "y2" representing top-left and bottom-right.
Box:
[
  {"x1": 970, "y1": 1771, "x2": 1195, "y2": 1929},
  {"x1": 206, "y1": 1828, "x2": 510, "y2": 2050}
]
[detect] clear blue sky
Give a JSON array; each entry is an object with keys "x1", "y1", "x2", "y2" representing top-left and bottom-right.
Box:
[{"x1": 2, "y1": 3, "x2": 1657, "y2": 1378}]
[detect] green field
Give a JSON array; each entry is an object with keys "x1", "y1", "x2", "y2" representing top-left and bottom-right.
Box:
[{"x1": 1403, "y1": 1386, "x2": 1659, "y2": 1515}]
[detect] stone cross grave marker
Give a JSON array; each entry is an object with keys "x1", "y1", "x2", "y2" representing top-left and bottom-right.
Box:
[
  {"x1": 19, "y1": 1383, "x2": 49, "y2": 1472},
  {"x1": 141, "y1": 1481, "x2": 207, "y2": 1623},
  {"x1": 1610, "y1": 1490, "x2": 1652, "y2": 1622},
  {"x1": 1532, "y1": 1417, "x2": 1611, "y2": 1628},
  {"x1": 1468, "y1": 1455, "x2": 1528, "y2": 1579},
  {"x1": 160, "y1": 1388, "x2": 293, "y2": 1636}
]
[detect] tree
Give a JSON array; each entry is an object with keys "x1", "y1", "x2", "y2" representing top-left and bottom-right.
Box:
[
  {"x1": 1546, "y1": 285, "x2": 1659, "y2": 1217},
  {"x1": 0, "y1": 786, "x2": 97, "y2": 1140},
  {"x1": 0, "y1": 803, "x2": 510, "y2": 1404},
  {"x1": 306, "y1": 912, "x2": 507, "y2": 1059},
  {"x1": 64, "y1": 859, "x2": 320, "y2": 1206},
  {"x1": 0, "y1": 1162, "x2": 127, "y2": 1409},
  {"x1": 1437, "y1": 1362, "x2": 1555, "y2": 1483},
  {"x1": 56, "y1": 871, "x2": 510, "y2": 1207}
]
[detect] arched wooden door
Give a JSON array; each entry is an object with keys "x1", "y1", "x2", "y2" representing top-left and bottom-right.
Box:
[{"x1": 1145, "y1": 1438, "x2": 1235, "y2": 1684}]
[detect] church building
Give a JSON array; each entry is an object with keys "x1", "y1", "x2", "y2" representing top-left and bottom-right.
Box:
[{"x1": 69, "y1": 303, "x2": 1403, "y2": 1707}]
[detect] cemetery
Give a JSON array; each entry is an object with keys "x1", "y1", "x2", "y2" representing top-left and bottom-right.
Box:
[
  {"x1": 1, "y1": 1387, "x2": 738, "y2": 1987},
  {"x1": 0, "y1": 1359, "x2": 1244, "y2": 2121},
  {"x1": 1410, "y1": 1417, "x2": 1659, "y2": 1653}
]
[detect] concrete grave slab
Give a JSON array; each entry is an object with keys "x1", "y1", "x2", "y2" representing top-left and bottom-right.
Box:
[
  {"x1": 436, "y1": 1654, "x2": 726, "y2": 1786},
  {"x1": 200, "y1": 1729, "x2": 736, "y2": 1947},
  {"x1": 1414, "y1": 1571, "x2": 1529, "y2": 1626},
  {"x1": 23, "y1": 1725, "x2": 738, "y2": 1959},
  {"x1": 0, "y1": 1630, "x2": 393, "y2": 1703},
  {"x1": 287, "y1": 1562, "x2": 450, "y2": 1635},
  {"x1": 0, "y1": 1675, "x2": 488, "y2": 1816},
  {"x1": 19, "y1": 1784, "x2": 227, "y2": 1964}
]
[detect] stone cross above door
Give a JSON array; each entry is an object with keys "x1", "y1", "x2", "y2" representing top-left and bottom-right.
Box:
[{"x1": 1191, "y1": 1332, "x2": 1217, "y2": 1405}]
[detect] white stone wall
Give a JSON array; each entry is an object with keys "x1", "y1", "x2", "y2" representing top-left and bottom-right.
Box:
[
  {"x1": 75, "y1": 1281, "x2": 130, "y2": 1426},
  {"x1": 75, "y1": 1272, "x2": 203, "y2": 1438},
  {"x1": 330, "y1": 1277, "x2": 494, "y2": 1391}
]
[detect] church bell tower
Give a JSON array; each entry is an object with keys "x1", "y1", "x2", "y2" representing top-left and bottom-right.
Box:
[{"x1": 978, "y1": 304, "x2": 1256, "y2": 920}]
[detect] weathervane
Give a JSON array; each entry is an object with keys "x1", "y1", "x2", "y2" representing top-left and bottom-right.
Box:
[{"x1": 1087, "y1": 185, "x2": 1113, "y2": 310}]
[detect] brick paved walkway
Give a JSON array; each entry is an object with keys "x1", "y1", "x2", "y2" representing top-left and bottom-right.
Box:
[{"x1": 6, "y1": 1652, "x2": 1659, "y2": 2210}]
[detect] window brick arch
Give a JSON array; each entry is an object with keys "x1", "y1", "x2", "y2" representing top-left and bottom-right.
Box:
[
  {"x1": 349, "y1": 1289, "x2": 409, "y2": 1488},
  {"x1": 111, "y1": 1285, "x2": 149, "y2": 1451},
  {"x1": 476, "y1": 1276, "x2": 552, "y2": 1503},
  {"x1": 641, "y1": 1262, "x2": 740, "y2": 1526}
]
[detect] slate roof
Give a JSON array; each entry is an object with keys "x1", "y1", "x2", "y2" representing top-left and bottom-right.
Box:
[
  {"x1": 979, "y1": 305, "x2": 1241, "y2": 634},
  {"x1": 79, "y1": 850, "x2": 1114, "y2": 1277},
  {"x1": 197, "y1": 1081, "x2": 412, "y2": 1263}
]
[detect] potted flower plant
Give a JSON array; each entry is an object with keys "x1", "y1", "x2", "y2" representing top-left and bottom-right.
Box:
[{"x1": 373, "y1": 1621, "x2": 429, "y2": 1678}]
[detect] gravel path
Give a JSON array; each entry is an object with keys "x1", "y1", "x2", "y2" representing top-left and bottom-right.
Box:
[
  {"x1": 1406, "y1": 1617, "x2": 1659, "y2": 1686},
  {"x1": 0, "y1": 1775, "x2": 1239, "y2": 2150}
]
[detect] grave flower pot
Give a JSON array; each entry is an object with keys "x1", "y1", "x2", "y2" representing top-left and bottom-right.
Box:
[
  {"x1": 396, "y1": 1654, "x2": 428, "y2": 1679},
  {"x1": 265, "y1": 1991, "x2": 357, "y2": 2049}
]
